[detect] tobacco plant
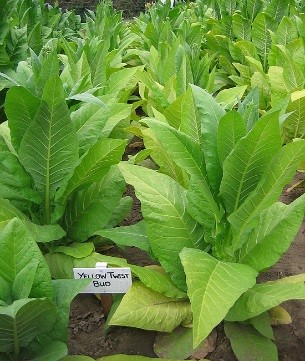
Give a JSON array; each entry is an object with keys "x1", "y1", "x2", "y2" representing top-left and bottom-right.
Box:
[
  {"x1": 102, "y1": 85, "x2": 305, "y2": 360},
  {"x1": 0, "y1": 218, "x2": 88, "y2": 361},
  {"x1": 0, "y1": 49, "x2": 133, "y2": 275}
]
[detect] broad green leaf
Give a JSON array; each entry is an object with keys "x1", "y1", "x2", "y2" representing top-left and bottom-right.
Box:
[
  {"x1": 180, "y1": 87, "x2": 201, "y2": 143},
  {"x1": 265, "y1": 0, "x2": 289, "y2": 24},
  {"x1": 232, "y1": 14, "x2": 251, "y2": 41},
  {"x1": 215, "y1": 86, "x2": 247, "y2": 109},
  {"x1": 6, "y1": 27, "x2": 27, "y2": 67},
  {"x1": 226, "y1": 276, "x2": 305, "y2": 321},
  {"x1": 0, "y1": 276, "x2": 12, "y2": 305},
  {"x1": 142, "y1": 127, "x2": 189, "y2": 188},
  {"x1": 26, "y1": 340, "x2": 67, "y2": 361},
  {"x1": 180, "y1": 249, "x2": 257, "y2": 347},
  {"x1": 105, "y1": 66, "x2": 140, "y2": 96},
  {"x1": 131, "y1": 265, "x2": 187, "y2": 299},
  {"x1": 63, "y1": 166, "x2": 126, "y2": 242},
  {"x1": 45, "y1": 252, "x2": 74, "y2": 279},
  {"x1": 50, "y1": 279, "x2": 90, "y2": 341},
  {"x1": 95, "y1": 221, "x2": 151, "y2": 254},
  {"x1": 229, "y1": 140, "x2": 305, "y2": 249},
  {"x1": 238, "y1": 87, "x2": 260, "y2": 131},
  {"x1": 0, "y1": 136, "x2": 41, "y2": 205},
  {"x1": 0, "y1": 198, "x2": 27, "y2": 230},
  {"x1": 5, "y1": 86, "x2": 40, "y2": 151},
  {"x1": 12, "y1": 261, "x2": 38, "y2": 300},
  {"x1": 237, "y1": 194, "x2": 305, "y2": 271},
  {"x1": 154, "y1": 327, "x2": 196, "y2": 360},
  {"x1": 73, "y1": 101, "x2": 131, "y2": 155},
  {"x1": 109, "y1": 281, "x2": 192, "y2": 332},
  {"x1": 19, "y1": 76, "x2": 79, "y2": 224},
  {"x1": 283, "y1": 93, "x2": 305, "y2": 142},
  {"x1": 250, "y1": 312, "x2": 274, "y2": 339},
  {"x1": 220, "y1": 112, "x2": 281, "y2": 214},
  {"x1": 191, "y1": 85, "x2": 225, "y2": 192},
  {"x1": 252, "y1": 13, "x2": 276, "y2": 70},
  {"x1": 0, "y1": 219, "x2": 53, "y2": 299},
  {"x1": 119, "y1": 163, "x2": 204, "y2": 290},
  {"x1": 217, "y1": 111, "x2": 246, "y2": 166},
  {"x1": 224, "y1": 322, "x2": 278, "y2": 361},
  {"x1": 0, "y1": 298, "x2": 57, "y2": 353},
  {"x1": 54, "y1": 243, "x2": 94, "y2": 259},
  {"x1": 55, "y1": 139, "x2": 126, "y2": 208},
  {"x1": 105, "y1": 195, "x2": 133, "y2": 228},
  {"x1": 37, "y1": 50, "x2": 60, "y2": 96},
  {"x1": 143, "y1": 119, "x2": 221, "y2": 225},
  {"x1": 276, "y1": 16, "x2": 298, "y2": 45}
]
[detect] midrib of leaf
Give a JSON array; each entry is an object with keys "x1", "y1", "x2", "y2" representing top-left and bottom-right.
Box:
[
  {"x1": 45, "y1": 106, "x2": 52, "y2": 225},
  {"x1": 232, "y1": 128, "x2": 269, "y2": 212}
]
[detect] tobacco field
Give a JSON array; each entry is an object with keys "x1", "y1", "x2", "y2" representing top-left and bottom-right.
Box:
[{"x1": 1, "y1": 0, "x2": 305, "y2": 360}]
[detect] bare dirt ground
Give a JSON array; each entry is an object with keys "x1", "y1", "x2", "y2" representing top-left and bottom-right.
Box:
[{"x1": 68, "y1": 173, "x2": 305, "y2": 360}]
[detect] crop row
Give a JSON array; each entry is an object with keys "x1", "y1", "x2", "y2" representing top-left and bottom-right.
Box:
[{"x1": 1, "y1": 1, "x2": 305, "y2": 360}]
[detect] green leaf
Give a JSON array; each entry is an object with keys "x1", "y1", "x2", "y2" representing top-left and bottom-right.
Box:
[
  {"x1": 26, "y1": 340, "x2": 67, "y2": 361},
  {"x1": 54, "y1": 243, "x2": 94, "y2": 258},
  {"x1": 250, "y1": 312, "x2": 274, "y2": 339},
  {"x1": 226, "y1": 275, "x2": 305, "y2": 321},
  {"x1": 55, "y1": 139, "x2": 126, "y2": 208},
  {"x1": 154, "y1": 327, "x2": 195, "y2": 360},
  {"x1": 180, "y1": 248, "x2": 257, "y2": 348},
  {"x1": 276, "y1": 16, "x2": 298, "y2": 45},
  {"x1": 237, "y1": 194, "x2": 305, "y2": 271},
  {"x1": 95, "y1": 221, "x2": 151, "y2": 254},
  {"x1": 229, "y1": 140, "x2": 305, "y2": 249},
  {"x1": 105, "y1": 196, "x2": 133, "y2": 228},
  {"x1": 44, "y1": 252, "x2": 74, "y2": 279},
  {"x1": 232, "y1": 14, "x2": 251, "y2": 41},
  {"x1": 224, "y1": 322, "x2": 278, "y2": 361},
  {"x1": 180, "y1": 87, "x2": 201, "y2": 142},
  {"x1": 50, "y1": 279, "x2": 90, "y2": 342},
  {"x1": 191, "y1": 85, "x2": 225, "y2": 192},
  {"x1": 119, "y1": 163, "x2": 204, "y2": 290},
  {"x1": 73, "y1": 102, "x2": 131, "y2": 155},
  {"x1": 0, "y1": 198, "x2": 27, "y2": 231},
  {"x1": 63, "y1": 166, "x2": 126, "y2": 242},
  {"x1": 283, "y1": 92, "x2": 305, "y2": 142},
  {"x1": 220, "y1": 112, "x2": 282, "y2": 214},
  {"x1": 217, "y1": 111, "x2": 246, "y2": 166},
  {"x1": 131, "y1": 265, "x2": 187, "y2": 299},
  {"x1": 0, "y1": 136, "x2": 41, "y2": 206},
  {"x1": 0, "y1": 298, "x2": 57, "y2": 353},
  {"x1": 265, "y1": 0, "x2": 289, "y2": 24},
  {"x1": 0, "y1": 219, "x2": 53, "y2": 299},
  {"x1": 215, "y1": 86, "x2": 247, "y2": 109},
  {"x1": 142, "y1": 127, "x2": 189, "y2": 188},
  {"x1": 19, "y1": 76, "x2": 79, "y2": 224},
  {"x1": 37, "y1": 50, "x2": 60, "y2": 96},
  {"x1": 5, "y1": 86, "x2": 40, "y2": 151},
  {"x1": 109, "y1": 281, "x2": 192, "y2": 332},
  {"x1": 252, "y1": 13, "x2": 276, "y2": 70},
  {"x1": 142, "y1": 119, "x2": 221, "y2": 226}
]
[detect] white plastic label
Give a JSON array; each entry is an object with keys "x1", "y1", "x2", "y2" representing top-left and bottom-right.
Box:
[{"x1": 73, "y1": 267, "x2": 132, "y2": 294}]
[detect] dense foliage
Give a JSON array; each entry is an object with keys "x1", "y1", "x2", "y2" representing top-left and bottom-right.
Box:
[{"x1": 1, "y1": 0, "x2": 305, "y2": 360}]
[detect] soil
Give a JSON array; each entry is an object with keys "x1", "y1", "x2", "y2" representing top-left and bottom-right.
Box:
[{"x1": 68, "y1": 172, "x2": 305, "y2": 361}]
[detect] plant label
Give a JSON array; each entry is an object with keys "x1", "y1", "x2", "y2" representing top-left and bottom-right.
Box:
[{"x1": 73, "y1": 263, "x2": 132, "y2": 293}]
